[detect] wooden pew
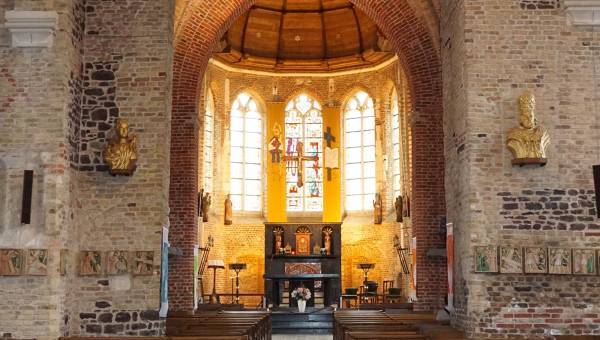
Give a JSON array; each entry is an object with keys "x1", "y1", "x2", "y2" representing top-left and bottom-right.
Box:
[
  {"x1": 166, "y1": 311, "x2": 271, "y2": 340},
  {"x1": 60, "y1": 337, "x2": 248, "y2": 340},
  {"x1": 334, "y1": 310, "x2": 449, "y2": 340}
]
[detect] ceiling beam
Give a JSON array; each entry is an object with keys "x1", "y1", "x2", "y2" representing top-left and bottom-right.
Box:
[
  {"x1": 239, "y1": 12, "x2": 251, "y2": 58},
  {"x1": 275, "y1": 0, "x2": 287, "y2": 63},
  {"x1": 320, "y1": 0, "x2": 327, "y2": 60},
  {"x1": 252, "y1": 4, "x2": 352, "y2": 14},
  {"x1": 350, "y1": 5, "x2": 365, "y2": 61}
]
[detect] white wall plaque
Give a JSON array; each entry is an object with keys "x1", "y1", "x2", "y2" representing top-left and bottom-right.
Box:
[
  {"x1": 5, "y1": 11, "x2": 58, "y2": 48},
  {"x1": 565, "y1": 0, "x2": 600, "y2": 26}
]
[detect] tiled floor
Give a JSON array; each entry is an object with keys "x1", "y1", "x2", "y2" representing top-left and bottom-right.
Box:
[{"x1": 272, "y1": 335, "x2": 333, "y2": 340}]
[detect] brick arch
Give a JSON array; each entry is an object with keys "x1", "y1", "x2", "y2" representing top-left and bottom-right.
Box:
[{"x1": 170, "y1": 0, "x2": 445, "y2": 311}]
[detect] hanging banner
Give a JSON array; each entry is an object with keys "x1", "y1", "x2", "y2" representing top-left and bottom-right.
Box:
[
  {"x1": 410, "y1": 237, "x2": 417, "y2": 301},
  {"x1": 159, "y1": 226, "x2": 169, "y2": 317},
  {"x1": 193, "y1": 245, "x2": 199, "y2": 310},
  {"x1": 447, "y1": 223, "x2": 454, "y2": 311}
]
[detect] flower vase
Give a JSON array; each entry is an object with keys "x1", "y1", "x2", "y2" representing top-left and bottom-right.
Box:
[{"x1": 297, "y1": 299, "x2": 306, "y2": 313}]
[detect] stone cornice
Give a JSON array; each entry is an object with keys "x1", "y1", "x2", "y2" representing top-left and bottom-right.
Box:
[
  {"x1": 4, "y1": 10, "x2": 58, "y2": 48},
  {"x1": 564, "y1": 0, "x2": 600, "y2": 26}
]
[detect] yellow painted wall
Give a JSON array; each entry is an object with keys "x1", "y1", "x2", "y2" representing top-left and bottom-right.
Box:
[
  {"x1": 322, "y1": 106, "x2": 341, "y2": 222},
  {"x1": 266, "y1": 102, "x2": 287, "y2": 222}
]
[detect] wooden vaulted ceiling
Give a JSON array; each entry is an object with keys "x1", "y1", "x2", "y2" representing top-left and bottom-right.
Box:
[{"x1": 213, "y1": 0, "x2": 394, "y2": 73}]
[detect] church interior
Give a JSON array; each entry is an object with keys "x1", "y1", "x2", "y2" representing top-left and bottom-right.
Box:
[{"x1": 2, "y1": 0, "x2": 600, "y2": 339}]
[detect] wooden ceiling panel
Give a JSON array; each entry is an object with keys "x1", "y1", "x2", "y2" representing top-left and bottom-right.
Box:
[
  {"x1": 280, "y1": 13, "x2": 323, "y2": 59},
  {"x1": 322, "y1": 0, "x2": 349, "y2": 10},
  {"x1": 323, "y1": 9, "x2": 360, "y2": 58},
  {"x1": 285, "y1": 0, "x2": 321, "y2": 11},
  {"x1": 219, "y1": 0, "x2": 393, "y2": 72},
  {"x1": 255, "y1": 0, "x2": 285, "y2": 11},
  {"x1": 226, "y1": 12, "x2": 248, "y2": 51},
  {"x1": 243, "y1": 9, "x2": 282, "y2": 58},
  {"x1": 355, "y1": 9, "x2": 378, "y2": 51}
]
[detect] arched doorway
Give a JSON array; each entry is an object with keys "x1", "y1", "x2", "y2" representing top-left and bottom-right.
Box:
[{"x1": 169, "y1": 0, "x2": 445, "y2": 312}]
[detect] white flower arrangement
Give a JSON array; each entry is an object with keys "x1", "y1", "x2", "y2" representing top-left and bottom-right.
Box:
[{"x1": 291, "y1": 287, "x2": 312, "y2": 301}]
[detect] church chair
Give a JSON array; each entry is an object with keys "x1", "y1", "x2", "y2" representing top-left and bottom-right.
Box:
[
  {"x1": 359, "y1": 281, "x2": 379, "y2": 304},
  {"x1": 340, "y1": 287, "x2": 359, "y2": 308}
]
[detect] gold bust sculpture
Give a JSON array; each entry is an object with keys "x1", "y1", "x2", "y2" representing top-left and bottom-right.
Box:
[
  {"x1": 507, "y1": 91, "x2": 550, "y2": 165},
  {"x1": 103, "y1": 118, "x2": 138, "y2": 175}
]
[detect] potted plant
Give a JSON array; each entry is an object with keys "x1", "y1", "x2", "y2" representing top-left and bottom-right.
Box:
[{"x1": 291, "y1": 286, "x2": 311, "y2": 313}]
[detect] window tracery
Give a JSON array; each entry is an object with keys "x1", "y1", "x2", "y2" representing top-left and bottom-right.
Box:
[{"x1": 230, "y1": 92, "x2": 263, "y2": 211}]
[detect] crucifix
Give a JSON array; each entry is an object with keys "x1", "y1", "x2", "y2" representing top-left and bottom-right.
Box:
[
  {"x1": 323, "y1": 127, "x2": 338, "y2": 181},
  {"x1": 284, "y1": 140, "x2": 318, "y2": 188}
]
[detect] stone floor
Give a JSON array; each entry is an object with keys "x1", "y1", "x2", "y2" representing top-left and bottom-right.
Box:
[{"x1": 272, "y1": 335, "x2": 332, "y2": 340}]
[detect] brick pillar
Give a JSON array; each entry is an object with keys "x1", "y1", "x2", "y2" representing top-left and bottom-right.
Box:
[
  {"x1": 411, "y1": 104, "x2": 446, "y2": 311},
  {"x1": 169, "y1": 70, "x2": 201, "y2": 311}
]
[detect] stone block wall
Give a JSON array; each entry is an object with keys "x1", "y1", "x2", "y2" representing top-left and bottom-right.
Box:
[
  {"x1": 0, "y1": 0, "x2": 84, "y2": 338},
  {"x1": 442, "y1": 0, "x2": 600, "y2": 337},
  {"x1": 64, "y1": 0, "x2": 173, "y2": 336}
]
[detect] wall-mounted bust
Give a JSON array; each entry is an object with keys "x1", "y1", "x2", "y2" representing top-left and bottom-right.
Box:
[
  {"x1": 506, "y1": 91, "x2": 550, "y2": 165},
  {"x1": 103, "y1": 118, "x2": 138, "y2": 175}
]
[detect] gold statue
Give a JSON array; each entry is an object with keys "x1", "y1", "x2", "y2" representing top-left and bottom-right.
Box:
[
  {"x1": 224, "y1": 194, "x2": 233, "y2": 225},
  {"x1": 103, "y1": 118, "x2": 138, "y2": 175},
  {"x1": 507, "y1": 91, "x2": 550, "y2": 164},
  {"x1": 322, "y1": 226, "x2": 333, "y2": 255},
  {"x1": 373, "y1": 193, "x2": 383, "y2": 225}
]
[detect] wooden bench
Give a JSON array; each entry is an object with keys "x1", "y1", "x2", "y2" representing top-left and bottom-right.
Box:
[
  {"x1": 60, "y1": 337, "x2": 248, "y2": 340},
  {"x1": 334, "y1": 310, "x2": 461, "y2": 340},
  {"x1": 166, "y1": 311, "x2": 271, "y2": 340}
]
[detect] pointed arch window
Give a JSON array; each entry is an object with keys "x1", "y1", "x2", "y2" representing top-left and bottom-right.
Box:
[
  {"x1": 230, "y1": 93, "x2": 263, "y2": 212},
  {"x1": 344, "y1": 91, "x2": 376, "y2": 211},
  {"x1": 391, "y1": 89, "x2": 402, "y2": 198},
  {"x1": 285, "y1": 94, "x2": 323, "y2": 212},
  {"x1": 203, "y1": 90, "x2": 214, "y2": 193}
]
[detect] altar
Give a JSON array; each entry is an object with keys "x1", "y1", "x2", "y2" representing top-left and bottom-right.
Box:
[{"x1": 264, "y1": 223, "x2": 342, "y2": 308}]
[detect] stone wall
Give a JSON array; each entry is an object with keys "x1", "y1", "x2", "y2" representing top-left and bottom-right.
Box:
[
  {"x1": 443, "y1": 0, "x2": 600, "y2": 337},
  {"x1": 65, "y1": 0, "x2": 173, "y2": 336},
  {"x1": 0, "y1": 0, "x2": 84, "y2": 338}
]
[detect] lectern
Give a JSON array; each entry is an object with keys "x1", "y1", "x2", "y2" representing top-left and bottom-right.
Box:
[
  {"x1": 207, "y1": 259, "x2": 225, "y2": 304},
  {"x1": 229, "y1": 263, "x2": 247, "y2": 304}
]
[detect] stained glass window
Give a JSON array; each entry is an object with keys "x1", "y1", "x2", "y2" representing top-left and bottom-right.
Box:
[
  {"x1": 344, "y1": 91, "x2": 376, "y2": 211},
  {"x1": 391, "y1": 89, "x2": 401, "y2": 198},
  {"x1": 285, "y1": 94, "x2": 323, "y2": 212},
  {"x1": 230, "y1": 93, "x2": 263, "y2": 211},
  {"x1": 203, "y1": 90, "x2": 214, "y2": 193}
]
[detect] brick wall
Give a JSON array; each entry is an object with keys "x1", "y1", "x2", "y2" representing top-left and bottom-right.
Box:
[
  {"x1": 198, "y1": 61, "x2": 411, "y2": 303},
  {"x1": 172, "y1": 0, "x2": 445, "y2": 311},
  {"x1": 65, "y1": 0, "x2": 173, "y2": 336},
  {"x1": 443, "y1": 0, "x2": 600, "y2": 337},
  {"x1": 0, "y1": 0, "x2": 83, "y2": 338}
]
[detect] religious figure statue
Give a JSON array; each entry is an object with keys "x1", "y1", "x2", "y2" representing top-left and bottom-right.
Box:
[
  {"x1": 198, "y1": 189, "x2": 204, "y2": 217},
  {"x1": 403, "y1": 195, "x2": 410, "y2": 218},
  {"x1": 201, "y1": 191, "x2": 211, "y2": 222},
  {"x1": 274, "y1": 227, "x2": 284, "y2": 254},
  {"x1": 268, "y1": 123, "x2": 283, "y2": 163},
  {"x1": 103, "y1": 118, "x2": 138, "y2": 175},
  {"x1": 322, "y1": 227, "x2": 333, "y2": 255},
  {"x1": 395, "y1": 195, "x2": 403, "y2": 222},
  {"x1": 373, "y1": 193, "x2": 383, "y2": 224},
  {"x1": 506, "y1": 91, "x2": 550, "y2": 164},
  {"x1": 224, "y1": 194, "x2": 233, "y2": 225}
]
